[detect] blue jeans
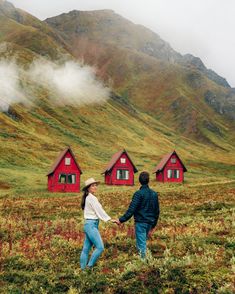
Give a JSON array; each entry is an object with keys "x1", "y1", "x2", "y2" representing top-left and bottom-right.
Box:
[
  {"x1": 80, "y1": 219, "x2": 104, "y2": 269},
  {"x1": 135, "y1": 222, "x2": 152, "y2": 259}
]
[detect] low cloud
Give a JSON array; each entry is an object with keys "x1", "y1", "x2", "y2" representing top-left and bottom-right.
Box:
[
  {"x1": 0, "y1": 59, "x2": 27, "y2": 111},
  {"x1": 0, "y1": 57, "x2": 110, "y2": 111},
  {"x1": 29, "y1": 59, "x2": 110, "y2": 106}
]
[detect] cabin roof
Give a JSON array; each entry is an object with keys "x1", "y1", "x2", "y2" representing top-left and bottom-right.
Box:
[
  {"x1": 153, "y1": 150, "x2": 187, "y2": 173},
  {"x1": 47, "y1": 147, "x2": 82, "y2": 176},
  {"x1": 102, "y1": 149, "x2": 138, "y2": 174}
]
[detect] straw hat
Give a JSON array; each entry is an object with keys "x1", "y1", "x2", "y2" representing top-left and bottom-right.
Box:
[{"x1": 82, "y1": 178, "x2": 100, "y2": 191}]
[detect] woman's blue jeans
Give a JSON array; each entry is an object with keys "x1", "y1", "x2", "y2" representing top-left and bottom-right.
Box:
[
  {"x1": 135, "y1": 222, "x2": 152, "y2": 259},
  {"x1": 80, "y1": 219, "x2": 104, "y2": 269}
]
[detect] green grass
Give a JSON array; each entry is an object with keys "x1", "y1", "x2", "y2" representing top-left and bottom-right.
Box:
[{"x1": 0, "y1": 181, "x2": 234, "y2": 293}]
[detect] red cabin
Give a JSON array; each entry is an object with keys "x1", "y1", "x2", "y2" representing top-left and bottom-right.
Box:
[
  {"x1": 153, "y1": 150, "x2": 187, "y2": 183},
  {"x1": 102, "y1": 149, "x2": 138, "y2": 185},
  {"x1": 47, "y1": 147, "x2": 82, "y2": 192}
]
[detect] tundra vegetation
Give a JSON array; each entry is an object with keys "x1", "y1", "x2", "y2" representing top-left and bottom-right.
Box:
[{"x1": 0, "y1": 178, "x2": 234, "y2": 293}]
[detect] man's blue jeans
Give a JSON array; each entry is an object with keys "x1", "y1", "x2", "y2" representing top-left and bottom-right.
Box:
[
  {"x1": 135, "y1": 222, "x2": 152, "y2": 258},
  {"x1": 80, "y1": 219, "x2": 104, "y2": 269}
]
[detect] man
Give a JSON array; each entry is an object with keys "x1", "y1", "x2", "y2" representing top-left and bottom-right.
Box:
[{"x1": 116, "y1": 171, "x2": 160, "y2": 258}]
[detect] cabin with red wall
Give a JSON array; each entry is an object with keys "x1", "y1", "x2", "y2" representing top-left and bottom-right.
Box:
[
  {"x1": 47, "y1": 147, "x2": 82, "y2": 192},
  {"x1": 102, "y1": 149, "x2": 138, "y2": 185},
  {"x1": 153, "y1": 150, "x2": 187, "y2": 183}
]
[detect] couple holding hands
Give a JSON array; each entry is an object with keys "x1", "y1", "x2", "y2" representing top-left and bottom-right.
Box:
[{"x1": 80, "y1": 171, "x2": 160, "y2": 270}]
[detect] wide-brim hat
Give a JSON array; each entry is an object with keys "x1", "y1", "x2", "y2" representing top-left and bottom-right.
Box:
[{"x1": 82, "y1": 178, "x2": 100, "y2": 191}]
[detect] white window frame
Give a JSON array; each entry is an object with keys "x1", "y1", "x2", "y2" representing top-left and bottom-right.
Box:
[
  {"x1": 65, "y1": 157, "x2": 71, "y2": 165},
  {"x1": 167, "y1": 169, "x2": 172, "y2": 179},
  {"x1": 117, "y1": 169, "x2": 129, "y2": 180},
  {"x1": 120, "y1": 157, "x2": 126, "y2": 164},
  {"x1": 167, "y1": 169, "x2": 180, "y2": 179},
  {"x1": 171, "y1": 157, "x2": 176, "y2": 164},
  {"x1": 67, "y1": 174, "x2": 76, "y2": 184},
  {"x1": 175, "y1": 170, "x2": 180, "y2": 179},
  {"x1": 59, "y1": 173, "x2": 67, "y2": 183}
]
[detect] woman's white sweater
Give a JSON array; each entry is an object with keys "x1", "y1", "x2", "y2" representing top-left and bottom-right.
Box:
[{"x1": 84, "y1": 193, "x2": 111, "y2": 222}]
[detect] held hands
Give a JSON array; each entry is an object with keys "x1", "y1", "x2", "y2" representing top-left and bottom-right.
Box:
[{"x1": 110, "y1": 219, "x2": 121, "y2": 226}]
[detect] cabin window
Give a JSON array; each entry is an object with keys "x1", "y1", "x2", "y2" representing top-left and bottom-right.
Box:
[
  {"x1": 65, "y1": 157, "x2": 71, "y2": 165},
  {"x1": 59, "y1": 173, "x2": 67, "y2": 183},
  {"x1": 167, "y1": 169, "x2": 180, "y2": 179},
  {"x1": 120, "y1": 158, "x2": 126, "y2": 164},
  {"x1": 117, "y1": 169, "x2": 129, "y2": 180},
  {"x1": 68, "y1": 174, "x2": 76, "y2": 184},
  {"x1": 167, "y1": 170, "x2": 172, "y2": 179},
  {"x1": 171, "y1": 157, "x2": 176, "y2": 164},
  {"x1": 174, "y1": 170, "x2": 180, "y2": 178}
]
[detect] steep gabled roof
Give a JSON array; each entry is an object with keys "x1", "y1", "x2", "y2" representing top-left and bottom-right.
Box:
[
  {"x1": 47, "y1": 147, "x2": 82, "y2": 176},
  {"x1": 153, "y1": 150, "x2": 187, "y2": 173},
  {"x1": 102, "y1": 149, "x2": 138, "y2": 174}
]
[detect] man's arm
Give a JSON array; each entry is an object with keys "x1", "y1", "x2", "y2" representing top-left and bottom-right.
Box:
[
  {"x1": 118, "y1": 191, "x2": 142, "y2": 223},
  {"x1": 152, "y1": 192, "x2": 160, "y2": 228}
]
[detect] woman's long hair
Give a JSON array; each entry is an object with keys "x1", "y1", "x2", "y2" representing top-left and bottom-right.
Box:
[{"x1": 81, "y1": 186, "x2": 90, "y2": 210}]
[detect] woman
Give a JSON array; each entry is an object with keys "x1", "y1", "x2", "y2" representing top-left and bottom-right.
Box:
[{"x1": 80, "y1": 178, "x2": 116, "y2": 270}]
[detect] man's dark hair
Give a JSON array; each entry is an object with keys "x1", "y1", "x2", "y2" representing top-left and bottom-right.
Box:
[{"x1": 139, "y1": 171, "x2": 149, "y2": 185}]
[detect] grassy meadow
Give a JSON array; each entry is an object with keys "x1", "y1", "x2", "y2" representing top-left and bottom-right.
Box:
[{"x1": 0, "y1": 167, "x2": 235, "y2": 293}]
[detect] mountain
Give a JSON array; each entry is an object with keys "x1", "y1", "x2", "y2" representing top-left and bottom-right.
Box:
[
  {"x1": 0, "y1": 1, "x2": 235, "y2": 193},
  {"x1": 0, "y1": 0, "x2": 70, "y2": 59},
  {"x1": 45, "y1": 10, "x2": 230, "y2": 87},
  {"x1": 45, "y1": 10, "x2": 235, "y2": 135}
]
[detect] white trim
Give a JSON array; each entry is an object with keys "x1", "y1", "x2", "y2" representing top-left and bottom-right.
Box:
[
  {"x1": 120, "y1": 157, "x2": 126, "y2": 164},
  {"x1": 117, "y1": 169, "x2": 129, "y2": 180},
  {"x1": 65, "y1": 157, "x2": 71, "y2": 165}
]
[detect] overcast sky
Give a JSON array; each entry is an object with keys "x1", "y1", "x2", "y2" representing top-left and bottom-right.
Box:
[{"x1": 10, "y1": 0, "x2": 235, "y2": 87}]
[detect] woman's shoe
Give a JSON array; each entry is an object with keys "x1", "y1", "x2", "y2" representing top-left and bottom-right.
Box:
[{"x1": 85, "y1": 266, "x2": 94, "y2": 273}]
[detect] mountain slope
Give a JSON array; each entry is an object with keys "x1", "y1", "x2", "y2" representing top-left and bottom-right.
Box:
[
  {"x1": 45, "y1": 10, "x2": 235, "y2": 143},
  {"x1": 0, "y1": 0, "x2": 70, "y2": 59},
  {"x1": 45, "y1": 9, "x2": 232, "y2": 89},
  {"x1": 0, "y1": 2, "x2": 235, "y2": 194}
]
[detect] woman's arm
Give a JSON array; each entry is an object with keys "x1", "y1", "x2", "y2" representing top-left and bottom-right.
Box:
[{"x1": 90, "y1": 197, "x2": 111, "y2": 222}]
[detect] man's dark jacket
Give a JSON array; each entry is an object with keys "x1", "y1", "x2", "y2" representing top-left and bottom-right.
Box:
[{"x1": 119, "y1": 184, "x2": 160, "y2": 228}]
